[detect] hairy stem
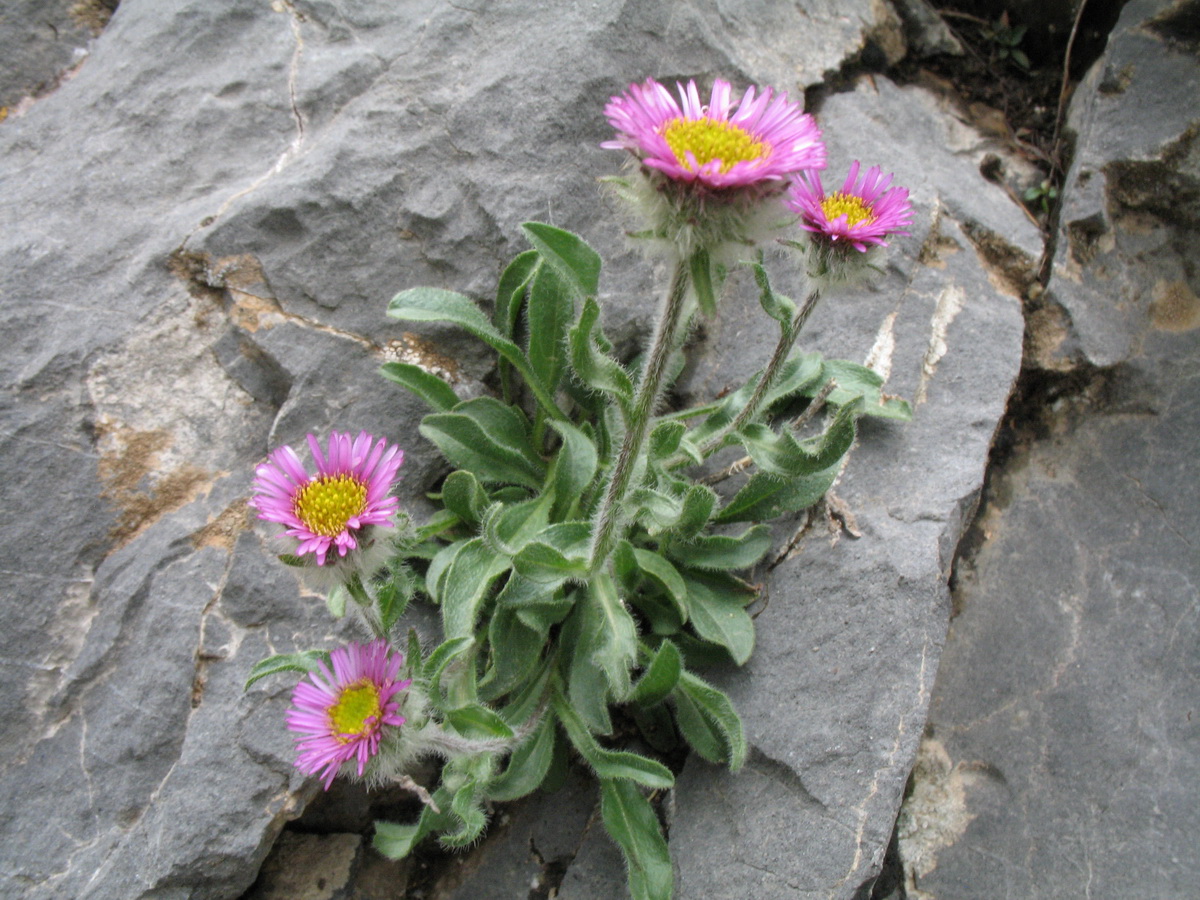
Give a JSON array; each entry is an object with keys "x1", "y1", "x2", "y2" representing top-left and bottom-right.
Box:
[
  {"x1": 588, "y1": 255, "x2": 692, "y2": 571},
  {"x1": 699, "y1": 285, "x2": 822, "y2": 459}
]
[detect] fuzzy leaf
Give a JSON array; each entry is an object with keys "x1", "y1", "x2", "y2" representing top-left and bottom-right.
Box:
[
  {"x1": 421, "y1": 397, "x2": 545, "y2": 489},
  {"x1": 600, "y1": 779, "x2": 675, "y2": 900},
  {"x1": 631, "y1": 550, "x2": 689, "y2": 623},
  {"x1": 548, "y1": 419, "x2": 599, "y2": 521},
  {"x1": 495, "y1": 249, "x2": 540, "y2": 340},
  {"x1": 388, "y1": 287, "x2": 564, "y2": 420},
  {"x1": 441, "y1": 470, "x2": 489, "y2": 527},
  {"x1": 244, "y1": 650, "x2": 328, "y2": 690},
  {"x1": 750, "y1": 258, "x2": 797, "y2": 325},
  {"x1": 667, "y1": 524, "x2": 771, "y2": 572},
  {"x1": 555, "y1": 693, "x2": 674, "y2": 789},
  {"x1": 446, "y1": 704, "x2": 516, "y2": 741},
  {"x1": 527, "y1": 264, "x2": 575, "y2": 394},
  {"x1": 379, "y1": 361, "x2": 459, "y2": 412},
  {"x1": 441, "y1": 538, "x2": 511, "y2": 639},
  {"x1": 569, "y1": 298, "x2": 634, "y2": 416},
  {"x1": 488, "y1": 714, "x2": 557, "y2": 803},
  {"x1": 630, "y1": 640, "x2": 682, "y2": 707},
  {"x1": 818, "y1": 359, "x2": 911, "y2": 420},
  {"x1": 714, "y1": 467, "x2": 838, "y2": 524},
  {"x1": 674, "y1": 670, "x2": 746, "y2": 770},
  {"x1": 674, "y1": 484, "x2": 717, "y2": 540},
  {"x1": 589, "y1": 571, "x2": 638, "y2": 702},
  {"x1": 521, "y1": 222, "x2": 601, "y2": 300},
  {"x1": 680, "y1": 573, "x2": 756, "y2": 665}
]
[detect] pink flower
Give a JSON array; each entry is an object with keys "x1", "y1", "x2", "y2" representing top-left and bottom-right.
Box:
[
  {"x1": 285, "y1": 639, "x2": 410, "y2": 789},
  {"x1": 787, "y1": 161, "x2": 914, "y2": 251},
  {"x1": 603, "y1": 77, "x2": 825, "y2": 191},
  {"x1": 250, "y1": 430, "x2": 404, "y2": 566}
]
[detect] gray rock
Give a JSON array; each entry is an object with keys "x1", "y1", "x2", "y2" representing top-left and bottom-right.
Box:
[
  {"x1": 0, "y1": 0, "x2": 108, "y2": 109},
  {"x1": 1046, "y1": 0, "x2": 1200, "y2": 368},
  {"x1": 0, "y1": 1, "x2": 1025, "y2": 899},
  {"x1": 905, "y1": 2, "x2": 1200, "y2": 897}
]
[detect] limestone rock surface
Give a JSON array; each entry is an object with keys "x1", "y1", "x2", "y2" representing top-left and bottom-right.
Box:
[
  {"x1": 906, "y1": 2, "x2": 1200, "y2": 897},
  {"x1": 0, "y1": 1, "x2": 1030, "y2": 898}
]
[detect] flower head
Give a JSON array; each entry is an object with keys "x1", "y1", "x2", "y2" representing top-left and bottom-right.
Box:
[
  {"x1": 603, "y1": 78, "x2": 824, "y2": 192},
  {"x1": 285, "y1": 639, "x2": 411, "y2": 789},
  {"x1": 788, "y1": 161, "x2": 914, "y2": 252},
  {"x1": 250, "y1": 431, "x2": 404, "y2": 567}
]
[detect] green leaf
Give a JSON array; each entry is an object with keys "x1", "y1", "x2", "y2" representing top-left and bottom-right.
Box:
[
  {"x1": 488, "y1": 714, "x2": 557, "y2": 802},
  {"x1": 443, "y1": 776, "x2": 488, "y2": 848},
  {"x1": 631, "y1": 550, "x2": 689, "y2": 623},
  {"x1": 674, "y1": 484, "x2": 717, "y2": 541},
  {"x1": 667, "y1": 524, "x2": 772, "y2": 572},
  {"x1": 648, "y1": 419, "x2": 686, "y2": 461},
  {"x1": 375, "y1": 566, "x2": 415, "y2": 633},
  {"x1": 554, "y1": 691, "x2": 674, "y2": 789},
  {"x1": 715, "y1": 467, "x2": 839, "y2": 523},
  {"x1": 379, "y1": 361, "x2": 459, "y2": 412},
  {"x1": 819, "y1": 359, "x2": 911, "y2": 420},
  {"x1": 561, "y1": 598, "x2": 613, "y2": 734},
  {"x1": 423, "y1": 636, "x2": 475, "y2": 685},
  {"x1": 690, "y1": 247, "x2": 718, "y2": 317},
  {"x1": 569, "y1": 298, "x2": 634, "y2": 417},
  {"x1": 416, "y1": 508, "x2": 460, "y2": 542},
  {"x1": 421, "y1": 397, "x2": 545, "y2": 489},
  {"x1": 480, "y1": 605, "x2": 546, "y2": 700},
  {"x1": 681, "y1": 573, "x2": 756, "y2": 665},
  {"x1": 759, "y1": 352, "x2": 824, "y2": 410},
  {"x1": 527, "y1": 263, "x2": 576, "y2": 395},
  {"x1": 627, "y1": 590, "x2": 685, "y2": 637},
  {"x1": 627, "y1": 487, "x2": 682, "y2": 534},
  {"x1": 446, "y1": 704, "x2": 516, "y2": 741},
  {"x1": 750, "y1": 258, "x2": 797, "y2": 325},
  {"x1": 630, "y1": 640, "x2": 682, "y2": 707},
  {"x1": 441, "y1": 470, "x2": 489, "y2": 527},
  {"x1": 513, "y1": 539, "x2": 589, "y2": 584},
  {"x1": 600, "y1": 779, "x2": 675, "y2": 900},
  {"x1": 612, "y1": 539, "x2": 640, "y2": 594},
  {"x1": 589, "y1": 571, "x2": 638, "y2": 702},
  {"x1": 374, "y1": 812, "x2": 438, "y2": 860},
  {"x1": 243, "y1": 650, "x2": 328, "y2": 690},
  {"x1": 425, "y1": 540, "x2": 466, "y2": 604},
  {"x1": 673, "y1": 688, "x2": 726, "y2": 764},
  {"x1": 481, "y1": 494, "x2": 552, "y2": 557},
  {"x1": 675, "y1": 670, "x2": 747, "y2": 770},
  {"x1": 326, "y1": 584, "x2": 348, "y2": 618},
  {"x1": 388, "y1": 287, "x2": 565, "y2": 420},
  {"x1": 441, "y1": 538, "x2": 511, "y2": 639},
  {"x1": 548, "y1": 419, "x2": 599, "y2": 522},
  {"x1": 521, "y1": 222, "x2": 601, "y2": 300},
  {"x1": 495, "y1": 249, "x2": 540, "y2": 340}
]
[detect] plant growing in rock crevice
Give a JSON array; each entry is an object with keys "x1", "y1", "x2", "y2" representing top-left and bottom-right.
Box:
[{"x1": 244, "y1": 76, "x2": 913, "y2": 900}]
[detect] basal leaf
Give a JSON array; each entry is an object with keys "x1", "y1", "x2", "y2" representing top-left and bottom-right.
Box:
[
  {"x1": 420, "y1": 397, "x2": 545, "y2": 489},
  {"x1": 600, "y1": 779, "x2": 675, "y2": 900},
  {"x1": 379, "y1": 361, "x2": 459, "y2": 412},
  {"x1": 680, "y1": 572, "x2": 756, "y2": 665},
  {"x1": 244, "y1": 650, "x2": 328, "y2": 690},
  {"x1": 521, "y1": 222, "x2": 602, "y2": 300}
]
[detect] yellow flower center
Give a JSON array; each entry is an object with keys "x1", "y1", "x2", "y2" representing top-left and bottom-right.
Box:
[
  {"x1": 820, "y1": 191, "x2": 875, "y2": 226},
  {"x1": 662, "y1": 117, "x2": 767, "y2": 173},
  {"x1": 329, "y1": 681, "x2": 383, "y2": 740},
  {"x1": 294, "y1": 474, "x2": 368, "y2": 537}
]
